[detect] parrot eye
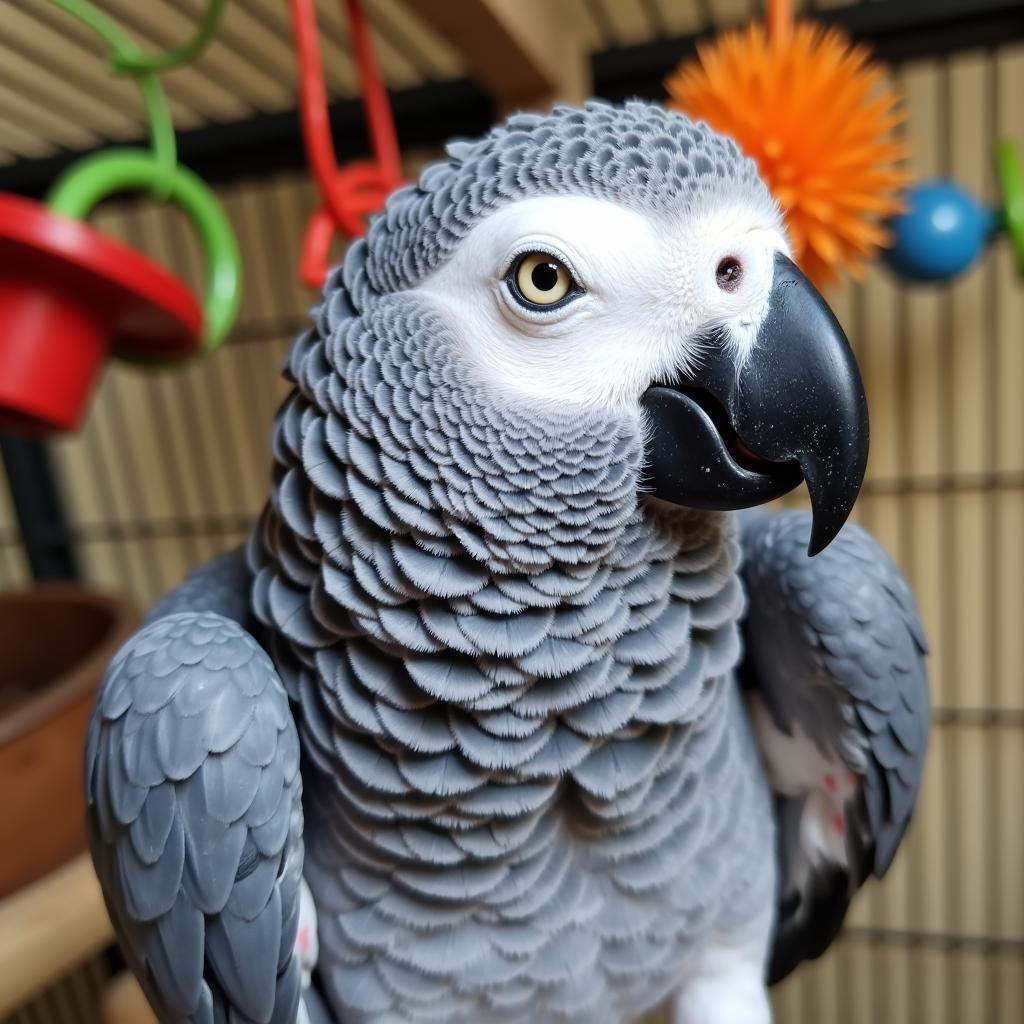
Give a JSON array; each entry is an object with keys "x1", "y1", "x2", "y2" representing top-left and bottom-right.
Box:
[
  {"x1": 716, "y1": 256, "x2": 744, "y2": 292},
  {"x1": 508, "y1": 251, "x2": 577, "y2": 309}
]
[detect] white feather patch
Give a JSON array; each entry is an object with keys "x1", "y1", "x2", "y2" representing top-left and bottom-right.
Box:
[
  {"x1": 412, "y1": 194, "x2": 788, "y2": 415},
  {"x1": 748, "y1": 693, "x2": 854, "y2": 871}
]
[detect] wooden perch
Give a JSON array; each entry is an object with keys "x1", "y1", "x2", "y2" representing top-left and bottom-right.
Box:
[
  {"x1": 403, "y1": 0, "x2": 591, "y2": 113},
  {"x1": 0, "y1": 852, "x2": 113, "y2": 1016}
]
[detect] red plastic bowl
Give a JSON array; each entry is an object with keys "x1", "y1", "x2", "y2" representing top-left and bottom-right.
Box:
[{"x1": 0, "y1": 194, "x2": 202, "y2": 434}]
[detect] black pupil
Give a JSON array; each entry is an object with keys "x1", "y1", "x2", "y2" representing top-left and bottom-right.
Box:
[
  {"x1": 531, "y1": 262, "x2": 560, "y2": 292},
  {"x1": 717, "y1": 258, "x2": 742, "y2": 290}
]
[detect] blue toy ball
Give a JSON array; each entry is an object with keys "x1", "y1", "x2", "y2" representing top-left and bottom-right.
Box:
[{"x1": 884, "y1": 182, "x2": 996, "y2": 281}]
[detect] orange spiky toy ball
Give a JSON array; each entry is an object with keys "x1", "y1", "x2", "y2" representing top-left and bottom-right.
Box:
[{"x1": 666, "y1": 1, "x2": 909, "y2": 288}]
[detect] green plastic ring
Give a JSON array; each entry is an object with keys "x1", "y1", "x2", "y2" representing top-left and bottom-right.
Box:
[
  {"x1": 46, "y1": 147, "x2": 241, "y2": 355},
  {"x1": 996, "y1": 139, "x2": 1024, "y2": 276}
]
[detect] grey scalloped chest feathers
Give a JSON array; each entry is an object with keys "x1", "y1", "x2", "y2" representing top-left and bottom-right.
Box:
[{"x1": 245, "y1": 257, "x2": 776, "y2": 1022}]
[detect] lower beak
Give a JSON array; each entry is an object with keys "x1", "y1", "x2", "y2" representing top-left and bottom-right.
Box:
[{"x1": 640, "y1": 253, "x2": 869, "y2": 555}]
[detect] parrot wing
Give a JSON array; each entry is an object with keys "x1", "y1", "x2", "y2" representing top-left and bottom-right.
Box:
[
  {"x1": 85, "y1": 555, "x2": 305, "y2": 1024},
  {"x1": 738, "y1": 510, "x2": 929, "y2": 984}
]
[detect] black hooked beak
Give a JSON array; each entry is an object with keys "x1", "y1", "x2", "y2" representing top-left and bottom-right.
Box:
[{"x1": 641, "y1": 253, "x2": 869, "y2": 555}]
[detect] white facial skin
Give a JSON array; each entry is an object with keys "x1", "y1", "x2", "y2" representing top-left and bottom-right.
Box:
[{"x1": 413, "y1": 194, "x2": 790, "y2": 414}]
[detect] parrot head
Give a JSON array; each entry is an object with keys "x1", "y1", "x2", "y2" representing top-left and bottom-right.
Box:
[{"x1": 359, "y1": 101, "x2": 868, "y2": 556}]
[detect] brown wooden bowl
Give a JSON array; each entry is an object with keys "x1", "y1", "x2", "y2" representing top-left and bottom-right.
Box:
[{"x1": 0, "y1": 586, "x2": 140, "y2": 899}]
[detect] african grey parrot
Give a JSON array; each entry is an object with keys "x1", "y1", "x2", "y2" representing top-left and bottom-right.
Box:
[{"x1": 85, "y1": 100, "x2": 929, "y2": 1024}]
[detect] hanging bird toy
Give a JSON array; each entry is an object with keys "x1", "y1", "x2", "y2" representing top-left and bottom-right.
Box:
[
  {"x1": 883, "y1": 139, "x2": 1024, "y2": 281},
  {"x1": 666, "y1": 0, "x2": 909, "y2": 288},
  {"x1": 290, "y1": 0, "x2": 404, "y2": 289},
  {"x1": 0, "y1": 0, "x2": 241, "y2": 434}
]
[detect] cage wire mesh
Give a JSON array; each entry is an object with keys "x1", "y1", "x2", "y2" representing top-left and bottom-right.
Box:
[{"x1": 0, "y1": 22, "x2": 1023, "y2": 1024}]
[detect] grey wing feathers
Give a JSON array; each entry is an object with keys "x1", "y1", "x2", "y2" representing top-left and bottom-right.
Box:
[
  {"x1": 145, "y1": 547, "x2": 253, "y2": 627},
  {"x1": 739, "y1": 510, "x2": 929, "y2": 981},
  {"x1": 85, "y1": 610, "x2": 304, "y2": 1024}
]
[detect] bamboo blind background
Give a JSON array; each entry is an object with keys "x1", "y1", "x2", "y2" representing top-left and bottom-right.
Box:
[
  {"x1": 1, "y1": 41, "x2": 1023, "y2": 1024},
  {"x1": 1, "y1": 960, "x2": 112, "y2": 1024},
  {"x1": 0, "y1": 0, "x2": 783, "y2": 168}
]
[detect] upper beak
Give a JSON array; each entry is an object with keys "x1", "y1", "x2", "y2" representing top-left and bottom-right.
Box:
[{"x1": 640, "y1": 253, "x2": 869, "y2": 555}]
